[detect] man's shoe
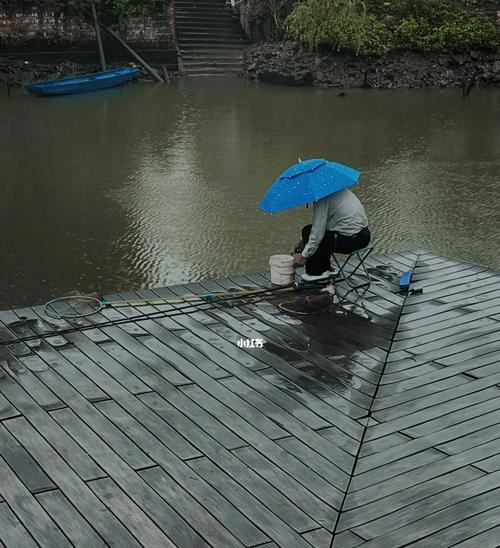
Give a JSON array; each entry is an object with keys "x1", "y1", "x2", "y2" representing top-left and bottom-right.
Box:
[{"x1": 301, "y1": 271, "x2": 332, "y2": 282}]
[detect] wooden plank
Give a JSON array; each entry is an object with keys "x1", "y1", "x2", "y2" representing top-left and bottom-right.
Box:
[
  {"x1": 0, "y1": 353, "x2": 64, "y2": 411},
  {"x1": 48, "y1": 344, "x2": 203, "y2": 461},
  {"x1": 257, "y1": 369, "x2": 360, "y2": 456},
  {"x1": 5, "y1": 416, "x2": 142, "y2": 547},
  {"x1": 232, "y1": 445, "x2": 336, "y2": 530},
  {"x1": 359, "y1": 404, "x2": 500, "y2": 472},
  {"x1": 348, "y1": 438, "x2": 500, "y2": 513},
  {"x1": 207, "y1": 308, "x2": 369, "y2": 427},
  {"x1": 188, "y1": 456, "x2": 314, "y2": 547},
  {"x1": 95, "y1": 400, "x2": 265, "y2": 547},
  {"x1": 352, "y1": 484, "x2": 500, "y2": 544},
  {"x1": 393, "y1": 316, "x2": 498, "y2": 352},
  {"x1": 453, "y1": 525, "x2": 500, "y2": 547},
  {"x1": 36, "y1": 490, "x2": 107, "y2": 547},
  {"x1": 436, "y1": 418, "x2": 500, "y2": 454},
  {"x1": 350, "y1": 448, "x2": 444, "y2": 493},
  {"x1": 34, "y1": 343, "x2": 110, "y2": 403},
  {"x1": 0, "y1": 424, "x2": 55, "y2": 494},
  {"x1": 98, "y1": 338, "x2": 191, "y2": 386},
  {"x1": 140, "y1": 467, "x2": 263, "y2": 547},
  {"x1": 331, "y1": 529, "x2": 366, "y2": 547},
  {"x1": 373, "y1": 381, "x2": 500, "y2": 424},
  {"x1": 33, "y1": 367, "x2": 156, "y2": 470},
  {"x1": 369, "y1": 386, "x2": 500, "y2": 439},
  {"x1": 180, "y1": 383, "x2": 289, "y2": 441},
  {"x1": 50, "y1": 408, "x2": 211, "y2": 548},
  {"x1": 134, "y1": 323, "x2": 293, "y2": 440},
  {"x1": 87, "y1": 477, "x2": 177, "y2": 547},
  {"x1": 302, "y1": 528, "x2": 333, "y2": 548},
  {"x1": 0, "y1": 392, "x2": 20, "y2": 421},
  {"x1": 374, "y1": 374, "x2": 470, "y2": 411},
  {"x1": 181, "y1": 384, "x2": 345, "y2": 509},
  {"x1": 339, "y1": 466, "x2": 483, "y2": 530},
  {"x1": 0, "y1": 502, "x2": 38, "y2": 548},
  {"x1": 210, "y1": 309, "x2": 377, "y2": 415},
  {"x1": 0, "y1": 455, "x2": 70, "y2": 547},
  {"x1": 63, "y1": 332, "x2": 154, "y2": 395},
  {"x1": 396, "y1": 299, "x2": 500, "y2": 337},
  {"x1": 219, "y1": 375, "x2": 331, "y2": 432},
  {"x1": 168, "y1": 314, "x2": 353, "y2": 431},
  {"x1": 99, "y1": 325, "x2": 195, "y2": 386},
  {"x1": 408, "y1": 504, "x2": 500, "y2": 547},
  {"x1": 277, "y1": 436, "x2": 350, "y2": 490},
  {"x1": 138, "y1": 391, "x2": 247, "y2": 451},
  {"x1": 0, "y1": 375, "x2": 105, "y2": 481}
]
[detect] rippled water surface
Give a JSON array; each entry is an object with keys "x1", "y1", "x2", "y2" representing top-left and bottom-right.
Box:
[{"x1": 1, "y1": 78, "x2": 499, "y2": 308}]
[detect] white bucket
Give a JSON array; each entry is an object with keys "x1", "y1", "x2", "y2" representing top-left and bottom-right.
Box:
[{"x1": 269, "y1": 254, "x2": 294, "y2": 285}]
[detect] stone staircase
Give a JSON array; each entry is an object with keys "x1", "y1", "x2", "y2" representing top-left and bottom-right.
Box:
[{"x1": 175, "y1": 0, "x2": 247, "y2": 76}]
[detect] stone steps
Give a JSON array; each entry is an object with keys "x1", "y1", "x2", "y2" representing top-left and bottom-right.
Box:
[
  {"x1": 178, "y1": 29, "x2": 244, "y2": 38},
  {"x1": 183, "y1": 61, "x2": 242, "y2": 71},
  {"x1": 186, "y1": 67, "x2": 242, "y2": 76},
  {"x1": 175, "y1": 0, "x2": 246, "y2": 76},
  {"x1": 179, "y1": 43, "x2": 246, "y2": 55},
  {"x1": 181, "y1": 51, "x2": 244, "y2": 59},
  {"x1": 176, "y1": 22, "x2": 241, "y2": 31},
  {"x1": 175, "y1": 13, "x2": 239, "y2": 21}
]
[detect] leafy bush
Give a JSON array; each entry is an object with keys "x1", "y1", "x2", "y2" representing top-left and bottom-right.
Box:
[
  {"x1": 287, "y1": 0, "x2": 499, "y2": 55},
  {"x1": 327, "y1": 13, "x2": 392, "y2": 55},
  {"x1": 396, "y1": 9, "x2": 498, "y2": 51},
  {"x1": 287, "y1": 0, "x2": 392, "y2": 55},
  {"x1": 286, "y1": 0, "x2": 338, "y2": 51}
]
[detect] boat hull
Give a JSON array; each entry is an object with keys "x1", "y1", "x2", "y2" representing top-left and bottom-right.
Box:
[{"x1": 25, "y1": 67, "x2": 141, "y2": 96}]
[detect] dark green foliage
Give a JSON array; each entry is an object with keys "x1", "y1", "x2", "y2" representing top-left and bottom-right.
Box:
[
  {"x1": 394, "y1": 2, "x2": 499, "y2": 51},
  {"x1": 286, "y1": 0, "x2": 390, "y2": 54},
  {"x1": 287, "y1": 0, "x2": 499, "y2": 55}
]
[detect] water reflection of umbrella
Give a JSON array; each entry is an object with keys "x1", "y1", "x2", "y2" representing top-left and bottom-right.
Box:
[{"x1": 258, "y1": 158, "x2": 361, "y2": 213}]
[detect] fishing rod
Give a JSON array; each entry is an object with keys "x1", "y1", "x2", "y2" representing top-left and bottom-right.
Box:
[{"x1": 0, "y1": 283, "x2": 306, "y2": 348}]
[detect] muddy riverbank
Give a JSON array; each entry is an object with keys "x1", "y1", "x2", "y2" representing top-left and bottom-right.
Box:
[
  {"x1": 0, "y1": 57, "x2": 179, "y2": 90},
  {"x1": 243, "y1": 41, "x2": 500, "y2": 89}
]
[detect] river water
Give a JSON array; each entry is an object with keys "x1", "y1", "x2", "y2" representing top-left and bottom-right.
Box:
[{"x1": 1, "y1": 78, "x2": 499, "y2": 309}]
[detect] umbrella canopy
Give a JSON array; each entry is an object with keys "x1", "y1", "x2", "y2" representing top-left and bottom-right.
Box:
[{"x1": 258, "y1": 158, "x2": 361, "y2": 213}]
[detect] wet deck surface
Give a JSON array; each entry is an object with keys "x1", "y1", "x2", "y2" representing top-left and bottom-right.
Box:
[{"x1": 0, "y1": 249, "x2": 500, "y2": 547}]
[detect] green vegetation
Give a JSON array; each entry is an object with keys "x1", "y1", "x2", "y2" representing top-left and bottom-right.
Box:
[{"x1": 286, "y1": 0, "x2": 499, "y2": 56}]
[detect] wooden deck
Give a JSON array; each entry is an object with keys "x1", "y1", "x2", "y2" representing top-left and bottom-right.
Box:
[{"x1": 1, "y1": 249, "x2": 500, "y2": 547}]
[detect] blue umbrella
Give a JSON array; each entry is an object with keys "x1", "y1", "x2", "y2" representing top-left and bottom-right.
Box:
[{"x1": 258, "y1": 158, "x2": 361, "y2": 213}]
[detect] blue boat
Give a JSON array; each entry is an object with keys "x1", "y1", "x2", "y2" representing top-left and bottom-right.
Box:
[{"x1": 25, "y1": 67, "x2": 141, "y2": 96}]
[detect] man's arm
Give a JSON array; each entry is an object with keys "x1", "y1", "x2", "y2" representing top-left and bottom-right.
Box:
[{"x1": 302, "y1": 200, "x2": 328, "y2": 258}]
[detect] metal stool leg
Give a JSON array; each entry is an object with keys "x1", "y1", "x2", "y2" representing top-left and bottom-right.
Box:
[{"x1": 332, "y1": 246, "x2": 373, "y2": 293}]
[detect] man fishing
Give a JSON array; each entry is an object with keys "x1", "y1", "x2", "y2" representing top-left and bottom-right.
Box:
[{"x1": 291, "y1": 187, "x2": 370, "y2": 281}]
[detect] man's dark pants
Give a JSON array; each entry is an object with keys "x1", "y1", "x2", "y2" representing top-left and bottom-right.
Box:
[{"x1": 301, "y1": 225, "x2": 371, "y2": 275}]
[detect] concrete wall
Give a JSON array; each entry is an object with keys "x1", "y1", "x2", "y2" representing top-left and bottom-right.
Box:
[{"x1": 0, "y1": 2, "x2": 178, "y2": 69}]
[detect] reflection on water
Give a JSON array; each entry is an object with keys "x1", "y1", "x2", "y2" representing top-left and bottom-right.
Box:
[{"x1": 0, "y1": 78, "x2": 499, "y2": 309}]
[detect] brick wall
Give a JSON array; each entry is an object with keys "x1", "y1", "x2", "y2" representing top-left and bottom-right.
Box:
[{"x1": 0, "y1": 2, "x2": 178, "y2": 68}]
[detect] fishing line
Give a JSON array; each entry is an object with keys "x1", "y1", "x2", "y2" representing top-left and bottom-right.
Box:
[{"x1": 0, "y1": 283, "x2": 312, "y2": 348}]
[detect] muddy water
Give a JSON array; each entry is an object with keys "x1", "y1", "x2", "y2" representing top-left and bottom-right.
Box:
[{"x1": 1, "y1": 78, "x2": 499, "y2": 308}]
